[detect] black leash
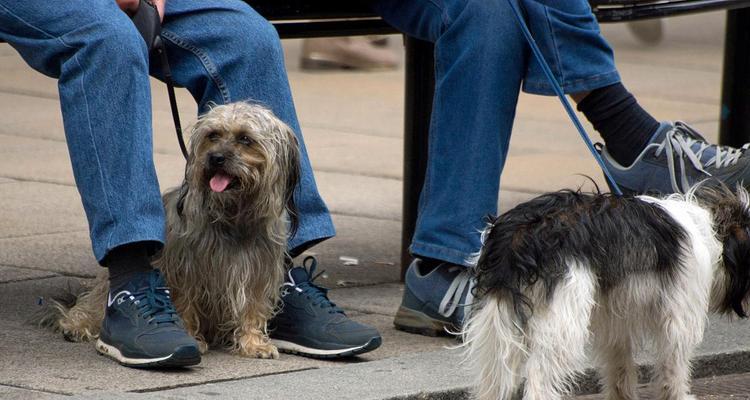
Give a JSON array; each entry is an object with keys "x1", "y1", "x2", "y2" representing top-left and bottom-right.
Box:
[
  {"x1": 131, "y1": 0, "x2": 189, "y2": 161},
  {"x1": 154, "y1": 38, "x2": 188, "y2": 160}
]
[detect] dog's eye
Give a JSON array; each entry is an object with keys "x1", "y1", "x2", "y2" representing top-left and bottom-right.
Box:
[
  {"x1": 207, "y1": 132, "x2": 220, "y2": 142},
  {"x1": 237, "y1": 135, "x2": 253, "y2": 146}
]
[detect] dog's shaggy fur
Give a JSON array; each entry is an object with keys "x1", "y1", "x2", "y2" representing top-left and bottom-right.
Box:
[
  {"x1": 463, "y1": 182, "x2": 750, "y2": 400},
  {"x1": 44, "y1": 102, "x2": 300, "y2": 359}
]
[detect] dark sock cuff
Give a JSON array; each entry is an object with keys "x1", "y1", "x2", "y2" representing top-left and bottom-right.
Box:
[
  {"x1": 577, "y1": 83, "x2": 660, "y2": 166},
  {"x1": 106, "y1": 242, "x2": 154, "y2": 291}
]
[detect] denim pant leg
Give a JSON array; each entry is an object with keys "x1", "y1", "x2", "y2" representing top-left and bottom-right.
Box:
[
  {"x1": 0, "y1": 1, "x2": 165, "y2": 263},
  {"x1": 375, "y1": 0, "x2": 527, "y2": 266},
  {"x1": 157, "y1": 1, "x2": 336, "y2": 255},
  {"x1": 521, "y1": 0, "x2": 621, "y2": 95},
  {"x1": 374, "y1": 0, "x2": 622, "y2": 266}
]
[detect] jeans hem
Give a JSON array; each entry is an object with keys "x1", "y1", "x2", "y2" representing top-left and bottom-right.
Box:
[
  {"x1": 522, "y1": 70, "x2": 621, "y2": 96},
  {"x1": 287, "y1": 215, "x2": 336, "y2": 256},
  {"x1": 410, "y1": 241, "x2": 475, "y2": 268},
  {"x1": 95, "y1": 233, "x2": 165, "y2": 266}
]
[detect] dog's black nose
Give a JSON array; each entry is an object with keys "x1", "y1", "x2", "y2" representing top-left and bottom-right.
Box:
[{"x1": 208, "y1": 153, "x2": 226, "y2": 167}]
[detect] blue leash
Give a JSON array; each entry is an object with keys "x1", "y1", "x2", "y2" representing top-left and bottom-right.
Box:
[{"x1": 505, "y1": 0, "x2": 623, "y2": 197}]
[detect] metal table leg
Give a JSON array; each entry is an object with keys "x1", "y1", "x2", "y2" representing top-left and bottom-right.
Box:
[
  {"x1": 401, "y1": 36, "x2": 435, "y2": 281},
  {"x1": 719, "y1": 7, "x2": 750, "y2": 147}
]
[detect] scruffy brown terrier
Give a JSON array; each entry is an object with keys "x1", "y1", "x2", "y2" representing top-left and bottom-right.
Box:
[{"x1": 45, "y1": 102, "x2": 300, "y2": 359}]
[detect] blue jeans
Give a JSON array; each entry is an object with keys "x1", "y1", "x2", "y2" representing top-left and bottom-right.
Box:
[
  {"x1": 372, "y1": 0, "x2": 621, "y2": 266},
  {"x1": 0, "y1": 0, "x2": 334, "y2": 263}
]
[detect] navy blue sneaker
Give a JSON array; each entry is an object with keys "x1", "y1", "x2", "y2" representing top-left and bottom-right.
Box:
[
  {"x1": 269, "y1": 257, "x2": 382, "y2": 359},
  {"x1": 600, "y1": 121, "x2": 750, "y2": 195},
  {"x1": 393, "y1": 259, "x2": 474, "y2": 337},
  {"x1": 96, "y1": 270, "x2": 201, "y2": 368}
]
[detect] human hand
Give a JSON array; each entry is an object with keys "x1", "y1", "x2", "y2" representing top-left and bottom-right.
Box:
[
  {"x1": 115, "y1": 0, "x2": 140, "y2": 14},
  {"x1": 152, "y1": 0, "x2": 165, "y2": 21}
]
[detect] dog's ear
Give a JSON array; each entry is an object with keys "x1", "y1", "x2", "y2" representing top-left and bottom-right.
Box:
[
  {"x1": 282, "y1": 125, "x2": 301, "y2": 239},
  {"x1": 175, "y1": 181, "x2": 189, "y2": 218},
  {"x1": 722, "y1": 225, "x2": 750, "y2": 317}
]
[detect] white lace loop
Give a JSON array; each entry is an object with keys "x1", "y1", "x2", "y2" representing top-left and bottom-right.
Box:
[
  {"x1": 438, "y1": 267, "x2": 475, "y2": 318},
  {"x1": 653, "y1": 121, "x2": 747, "y2": 193}
]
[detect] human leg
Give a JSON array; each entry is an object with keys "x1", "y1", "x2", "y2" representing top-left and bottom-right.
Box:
[
  {"x1": 0, "y1": 0, "x2": 198, "y2": 366},
  {"x1": 522, "y1": 0, "x2": 750, "y2": 195}
]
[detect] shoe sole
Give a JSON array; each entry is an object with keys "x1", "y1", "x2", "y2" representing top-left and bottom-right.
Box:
[
  {"x1": 96, "y1": 339, "x2": 201, "y2": 368},
  {"x1": 393, "y1": 306, "x2": 458, "y2": 337},
  {"x1": 271, "y1": 336, "x2": 382, "y2": 359}
]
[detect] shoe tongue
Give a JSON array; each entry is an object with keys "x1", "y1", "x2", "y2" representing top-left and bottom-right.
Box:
[
  {"x1": 288, "y1": 267, "x2": 310, "y2": 285},
  {"x1": 691, "y1": 143, "x2": 716, "y2": 163},
  {"x1": 209, "y1": 172, "x2": 232, "y2": 193}
]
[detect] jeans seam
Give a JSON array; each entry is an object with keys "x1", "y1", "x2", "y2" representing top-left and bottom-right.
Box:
[
  {"x1": 0, "y1": 4, "x2": 72, "y2": 45},
  {"x1": 543, "y1": 6, "x2": 566, "y2": 87},
  {"x1": 416, "y1": 34, "x2": 445, "y2": 236},
  {"x1": 73, "y1": 52, "x2": 118, "y2": 253},
  {"x1": 160, "y1": 29, "x2": 232, "y2": 104},
  {"x1": 425, "y1": 0, "x2": 453, "y2": 28}
]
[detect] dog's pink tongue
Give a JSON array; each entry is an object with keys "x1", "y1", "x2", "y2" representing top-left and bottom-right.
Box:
[{"x1": 209, "y1": 173, "x2": 232, "y2": 193}]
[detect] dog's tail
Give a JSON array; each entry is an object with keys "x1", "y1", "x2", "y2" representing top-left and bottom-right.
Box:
[
  {"x1": 31, "y1": 273, "x2": 108, "y2": 342},
  {"x1": 462, "y1": 296, "x2": 527, "y2": 400}
]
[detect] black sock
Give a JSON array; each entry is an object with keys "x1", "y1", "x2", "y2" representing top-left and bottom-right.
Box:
[
  {"x1": 105, "y1": 242, "x2": 154, "y2": 292},
  {"x1": 417, "y1": 257, "x2": 446, "y2": 274},
  {"x1": 577, "y1": 82, "x2": 660, "y2": 166}
]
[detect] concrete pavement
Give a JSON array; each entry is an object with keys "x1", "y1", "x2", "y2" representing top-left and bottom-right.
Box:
[{"x1": 1, "y1": 10, "x2": 747, "y2": 399}]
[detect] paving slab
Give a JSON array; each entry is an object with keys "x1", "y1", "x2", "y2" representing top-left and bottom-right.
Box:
[
  {"x1": 514, "y1": 93, "x2": 717, "y2": 126},
  {"x1": 0, "y1": 265, "x2": 58, "y2": 283},
  {"x1": 315, "y1": 171, "x2": 401, "y2": 222},
  {"x1": 289, "y1": 69, "x2": 404, "y2": 139},
  {"x1": 303, "y1": 126, "x2": 403, "y2": 180},
  {"x1": 501, "y1": 152, "x2": 606, "y2": 194},
  {"x1": 0, "y1": 213, "x2": 405, "y2": 286},
  {"x1": 0, "y1": 385, "x2": 62, "y2": 400},
  {"x1": 0, "y1": 182, "x2": 87, "y2": 239},
  {"x1": 329, "y1": 283, "x2": 403, "y2": 316},
  {"x1": 616, "y1": 61, "x2": 720, "y2": 105},
  {"x1": 295, "y1": 214, "x2": 402, "y2": 287},
  {"x1": 0, "y1": 134, "x2": 75, "y2": 185},
  {"x1": 0, "y1": 231, "x2": 98, "y2": 278}
]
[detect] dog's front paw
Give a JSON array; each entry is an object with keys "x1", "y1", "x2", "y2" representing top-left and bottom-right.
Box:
[
  {"x1": 59, "y1": 318, "x2": 100, "y2": 343},
  {"x1": 61, "y1": 328, "x2": 98, "y2": 343},
  {"x1": 196, "y1": 338, "x2": 209, "y2": 354},
  {"x1": 237, "y1": 342, "x2": 279, "y2": 359}
]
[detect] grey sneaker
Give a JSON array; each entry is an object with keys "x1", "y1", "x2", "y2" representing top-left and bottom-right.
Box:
[
  {"x1": 600, "y1": 121, "x2": 750, "y2": 195},
  {"x1": 393, "y1": 259, "x2": 474, "y2": 337}
]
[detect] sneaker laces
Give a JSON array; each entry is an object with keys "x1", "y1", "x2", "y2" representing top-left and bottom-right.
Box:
[
  {"x1": 130, "y1": 271, "x2": 180, "y2": 325},
  {"x1": 654, "y1": 121, "x2": 750, "y2": 192},
  {"x1": 437, "y1": 266, "x2": 475, "y2": 319},
  {"x1": 282, "y1": 256, "x2": 344, "y2": 314}
]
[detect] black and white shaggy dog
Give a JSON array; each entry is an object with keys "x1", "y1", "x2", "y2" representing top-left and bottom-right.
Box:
[{"x1": 462, "y1": 182, "x2": 750, "y2": 400}]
